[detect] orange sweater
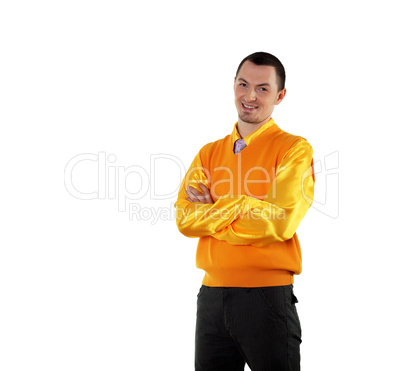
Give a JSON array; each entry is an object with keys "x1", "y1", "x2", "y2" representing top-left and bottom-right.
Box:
[{"x1": 175, "y1": 118, "x2": 315, "y2": 287}]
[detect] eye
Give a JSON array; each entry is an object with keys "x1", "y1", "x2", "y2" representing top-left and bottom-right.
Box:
[
  {"x1": 259, "y1": 87, "x2": 268, "y2": 92},
  {"x1": 239, "y1": 83, "x2": 247, "y2": 87}
]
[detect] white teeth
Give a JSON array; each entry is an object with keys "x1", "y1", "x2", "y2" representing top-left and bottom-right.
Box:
[{"x1": 243, "y1": 104, "x2": 256, "y2": 109}]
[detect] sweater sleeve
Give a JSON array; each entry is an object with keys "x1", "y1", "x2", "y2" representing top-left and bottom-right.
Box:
[
  {"x1": 175, "y1": 151, "x2": 249, "y2": 238},
  {"x1": 211, "y1": 139, "x2": 315, "y2": 247}
]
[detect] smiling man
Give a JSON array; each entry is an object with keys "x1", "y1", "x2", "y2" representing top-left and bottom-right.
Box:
[{"x1": 175, "y1": 52, "x2": 315, "y2": 371}]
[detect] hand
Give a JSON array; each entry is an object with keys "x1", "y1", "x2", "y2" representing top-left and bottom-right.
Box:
[{"x1": 185, "y1": 183, "x2": 214, "y2": 204}]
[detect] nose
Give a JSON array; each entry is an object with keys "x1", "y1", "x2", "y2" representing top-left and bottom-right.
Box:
[{"x1": 244, "y1": 88, "x2": 257, "y2": 102}]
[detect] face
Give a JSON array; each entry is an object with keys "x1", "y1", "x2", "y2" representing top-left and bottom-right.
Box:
[{"x1": 234, "y1": 61, "x2": 286, "y2": 125}]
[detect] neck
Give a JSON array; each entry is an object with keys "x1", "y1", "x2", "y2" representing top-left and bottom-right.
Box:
[{"x1": 237, "y1": 116, "x2": 271, "y2": 138}]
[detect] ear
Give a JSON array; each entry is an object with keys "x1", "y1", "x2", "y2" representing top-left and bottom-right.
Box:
[
  {"x1": 233, "y1": 76, "x2": 237, "y2": 90},
  {"x1": 275, "y1": 88, "x2": 287, "y2": 105}
]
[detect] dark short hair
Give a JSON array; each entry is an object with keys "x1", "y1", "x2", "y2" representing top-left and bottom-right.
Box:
[{"x1": 235, "y1": 52, "x2": 286, "y2": 91}]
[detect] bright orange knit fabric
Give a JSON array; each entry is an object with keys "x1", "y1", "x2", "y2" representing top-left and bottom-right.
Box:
[{"x1": 175, "y1": 118, "x2": 314, "y2": 287}]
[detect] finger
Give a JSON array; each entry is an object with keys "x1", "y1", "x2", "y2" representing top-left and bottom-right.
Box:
[
  {"x1": 186, "y1": 186, "x2": 202, "y2": 196},
  {"x1": 198, "y1": 183, "x2": 214, "y2": 204},
  {"x1": 191, "y1": 185, "x2": 211, "y2": 204},
  {"x1": 186, "y1": 186, "x2": 199, "y2": 199},
  {"x1": 186, "y1": 186, "x2": 205, "y2": 203},
  {"x1": 185, "y1": 192, "x2": 198, "y2": 203}
]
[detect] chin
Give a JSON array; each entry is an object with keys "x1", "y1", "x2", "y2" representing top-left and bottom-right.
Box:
[{"x1": 239, "y1": 116, "x2": 260, "y2": 124}]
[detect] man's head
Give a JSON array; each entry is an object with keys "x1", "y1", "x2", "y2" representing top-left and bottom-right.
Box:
[
  {"x1": 235, "y1": 52, "x2": 286, "y2": 92},
  {"x1": 234, "y1": 52, "x2": 287, "y2": 125}
]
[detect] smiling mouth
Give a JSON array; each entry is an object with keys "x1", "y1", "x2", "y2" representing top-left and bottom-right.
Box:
[{"x1": 242, "y1": 103, "x2": 258, "y2": 110}]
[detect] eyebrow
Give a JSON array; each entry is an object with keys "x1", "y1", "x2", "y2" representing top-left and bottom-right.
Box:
[{"x1": 238, "y1": 78, "x2": 271, "y2": 87}]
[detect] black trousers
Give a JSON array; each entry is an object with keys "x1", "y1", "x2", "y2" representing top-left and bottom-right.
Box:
[{"x1": 195, "y1": 285, "x2": 301, "y2": 371}]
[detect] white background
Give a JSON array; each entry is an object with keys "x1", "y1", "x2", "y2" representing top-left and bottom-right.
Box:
[{"x1": 1, "y1": 1, "x2": 401, "y2": 370}]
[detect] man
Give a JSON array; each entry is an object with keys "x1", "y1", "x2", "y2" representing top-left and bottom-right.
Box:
[{"x1": 175, "y1": 52, "x2": 315, "y2": 371}]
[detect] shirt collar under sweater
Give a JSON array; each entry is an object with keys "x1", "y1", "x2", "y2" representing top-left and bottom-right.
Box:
[{"x1": 231, "y1": 117, "x2": 275, "y2": 147}]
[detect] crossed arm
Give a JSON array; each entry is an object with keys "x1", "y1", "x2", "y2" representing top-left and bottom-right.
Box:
[{"x1": 175, "y1": 140, "x2": 315, "y2": 247}]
